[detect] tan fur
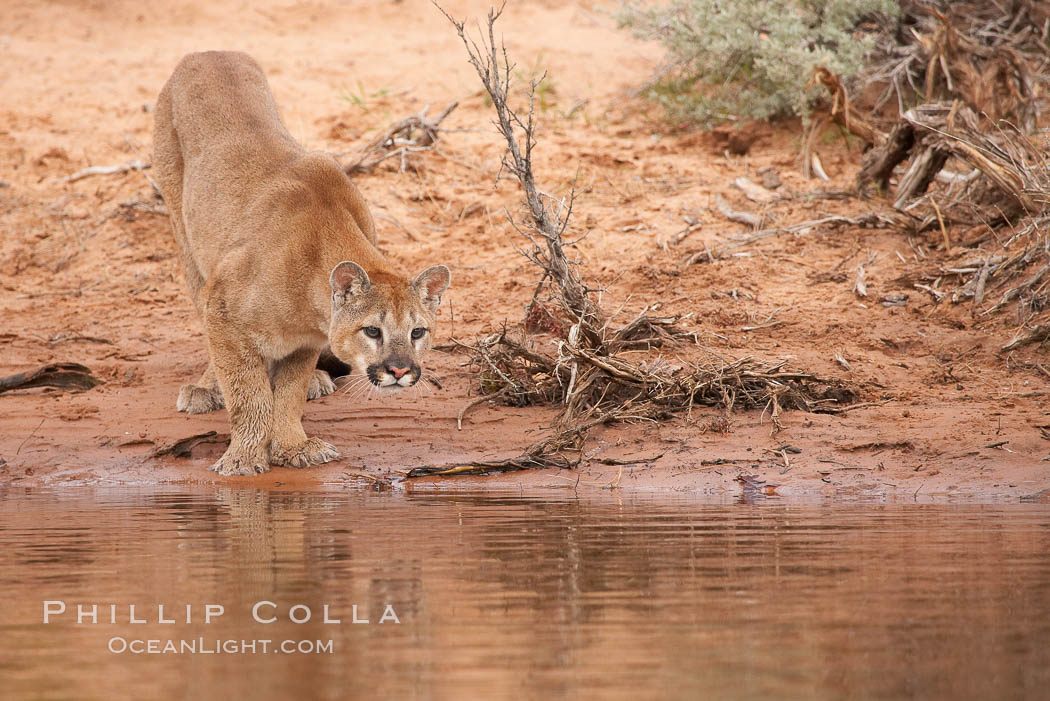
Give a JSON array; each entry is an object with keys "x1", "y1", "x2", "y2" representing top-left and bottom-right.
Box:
[{"x1": 153, "y1": 51, "x2": 450, "y2": 476}]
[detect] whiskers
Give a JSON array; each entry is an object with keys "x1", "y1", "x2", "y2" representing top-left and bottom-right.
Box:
[
  {"x1": 339, "y1": 372, "x2": 438, "y2": 403},
  {"x1": 413, "y1": 375, "x2": 437, "y2": 400},
  {"x1": 339, "y1": 373, "x2": 373, "y2": 402}
]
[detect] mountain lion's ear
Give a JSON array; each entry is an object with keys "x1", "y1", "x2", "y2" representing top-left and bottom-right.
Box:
[
  {"x1": 330, "y1": 261, "x2": 371, "y2": 304},
  {"x1": 412, "y1": 265, "x2": 451, "y2": 313}
]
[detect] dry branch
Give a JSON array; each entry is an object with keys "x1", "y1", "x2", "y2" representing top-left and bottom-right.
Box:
[
  {"x1": 410, "y1": 331, "x2": 857, "y2": 477},
  {"x1": 872, "y1": 106, "x2": 1050, "y2": 327},
  {"x1": 436, "y1": 2, "x2": 605, "y2": 335},
  {"x1": 65, "y1": 160, "x2": 150, "y2": 183},
  {"x1": 810, "y1": 66, "x2": 881, "y2": 147},
  {"x1": 860, "y1": 104, "x2": 1048, "y2": 216},
  {"x1": 731, "y1": 177, "x2": 775, "y2": 203},
  {"x1": 1002, "y1": 323, "x2": 1050, "y2": 352},
  {"x1": 341, "y1": 102, "x2": 458, "y2": 175},
  {"x1": 685, "y1": 212, "x2": 898, "y2": 265}
]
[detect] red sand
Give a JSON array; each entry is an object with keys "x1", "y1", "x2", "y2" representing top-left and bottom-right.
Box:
[{"x1": 1, "y1": 0, "x2": 1048, "y2": 499}]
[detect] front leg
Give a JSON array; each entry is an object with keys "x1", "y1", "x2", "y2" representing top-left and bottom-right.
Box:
[
  {"x1": 269, "y1": 347, "x2": 340, "y2": 468},
  {"x1": 205, "y1": 323, "x2": 273, "y2": 476}
]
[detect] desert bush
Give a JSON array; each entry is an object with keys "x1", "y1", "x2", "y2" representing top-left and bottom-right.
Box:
[{"x1": 617, "y1": 0, "x2": 898, "y2": 125}]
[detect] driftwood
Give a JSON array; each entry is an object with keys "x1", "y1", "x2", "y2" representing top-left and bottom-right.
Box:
[
  {"x1": 0, "y1": 363, "x2": 101, "y2": 394},
  {"x1": 152, "y1": 431, "x2": 230, "y2": 459}
]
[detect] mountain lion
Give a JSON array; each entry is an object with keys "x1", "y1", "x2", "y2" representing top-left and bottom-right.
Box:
[{"x1": 153, "y1": 51, "x2": 450, "y2": 476}]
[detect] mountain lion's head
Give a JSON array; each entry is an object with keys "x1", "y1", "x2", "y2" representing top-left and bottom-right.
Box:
[{"x1": 327, "y1": 261, "x2": 451, "y2": 388}]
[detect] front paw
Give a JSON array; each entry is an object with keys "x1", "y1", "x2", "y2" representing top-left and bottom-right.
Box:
[
  {"x1": 270, "y1": 437, "x2": 340, "y2": 468},
  {"x1": 209, "y1": 449, "x2": 269, "y2": 476},
  {"x1": 307, "y1": 369, "x2": 336, "y2": 400}
]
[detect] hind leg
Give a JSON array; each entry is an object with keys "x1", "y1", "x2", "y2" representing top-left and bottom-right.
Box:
[
  {"x1": 158, "y1": 82, "x2": 222, "y2": 415},
  {"x1": 154, "y1": 81, "x2": 208, "y2": 308},
  {"x1": 177, "y1": 362, "x2": 226, "y2": 413}
]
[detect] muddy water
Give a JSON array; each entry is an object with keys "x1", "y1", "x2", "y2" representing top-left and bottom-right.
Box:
[{"x1": 1, "y1": 488, "x2": 1049, "y2": 700}]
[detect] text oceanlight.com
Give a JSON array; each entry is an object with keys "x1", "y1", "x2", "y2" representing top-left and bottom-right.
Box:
[{"x1": 108, "y1": 638, "x2": 334, "y2": 655}]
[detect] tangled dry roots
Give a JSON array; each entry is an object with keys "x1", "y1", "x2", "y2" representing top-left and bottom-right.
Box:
[
  {"x1": 810, "y1": 1, "x2": 1050, "y2": 349},
  {"x1": 862, "y1": 0, "x2": 1050, "y2": 131},
  {"x1": 406, "y1": 325, "x2": 860, "y2": 477}
]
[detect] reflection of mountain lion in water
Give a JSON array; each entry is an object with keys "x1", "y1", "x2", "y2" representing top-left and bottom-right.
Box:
[{"x1": 153, "y1": 51, "x2": 450, "y2": 476}]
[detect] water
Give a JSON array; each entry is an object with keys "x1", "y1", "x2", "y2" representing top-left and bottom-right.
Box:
[{"x1": 1, "y1": 487, "x2": 1049, "y2": 700}]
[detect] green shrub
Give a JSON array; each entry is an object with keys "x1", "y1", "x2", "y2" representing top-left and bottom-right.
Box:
[{"x1": 616, "y1": 0, "x2": 898, "y2": 125}]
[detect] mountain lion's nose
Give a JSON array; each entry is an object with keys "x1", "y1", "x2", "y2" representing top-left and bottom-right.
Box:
[{"x1": 387, "y1": 365, "x2": 410, "y2": 379}]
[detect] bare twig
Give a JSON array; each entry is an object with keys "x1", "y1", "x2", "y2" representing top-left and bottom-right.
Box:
[
  {"x1": 16, "y1": 418, "x2": 45, "y2": 456},
  {"x1": 854, "y1": 264, "x2": 868, "y2": 298},
  {"x1": 686, "y1": 212, "x2": 898, "y2": 264},
  {"x1": 437, "y1": 2, "x2": 602, "y2": 333},
  {"x1": 714, "y1": 194, "x2": 761, "y2": 227},
  {"x1": 1002, "y1": 323, "x2": 1050, "y2": 352},
  {"x1": 65, "y1": 160, "x2": 150, "y2": 183},
  {"x1": 457, "y1": 389, "x2": 505, "y2": 430}
]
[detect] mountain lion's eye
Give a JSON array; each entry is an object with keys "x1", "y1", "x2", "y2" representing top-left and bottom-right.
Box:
[
  {"x1": 411, "y1": 327, "x2": 427, "y2": 340},
  {"x1": 363, "y1": 327, "x2": 381, "y2": 339}
]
